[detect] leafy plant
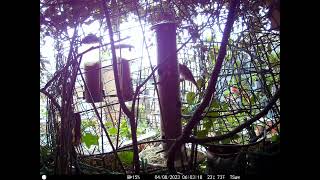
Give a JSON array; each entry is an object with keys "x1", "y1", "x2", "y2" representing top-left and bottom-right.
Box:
[
  {"x1": 186, "y1": 92, "x2": 196, "y2": 105},
  {"x1": 118, "y1": 151, "x2": 134, "y2": 166},
  {"x1": 196, "y1": 78, "x2": 205, "y2": 90},
  {"x1": 270, "y1": 134, "x2": 280, "y2": 143},
  {"x1": 137, "y1": 119, "x2": 148, "y2": 135},
  {"x1": 82, "y1": 133, "x2": 99, "y2": 149},
  {"x1": 196, "y1": 129, "x2": 209, "y2": 138},
  {"x1": 108, "y1": 127, "x2": 117, "y2": 136},
  {"x1": 140, "y1": 157, "x2": 148, "y2": 173},
  {"x1": 119, "y1": 119, "x2": 131, "y2": 139},
  {"x1": 82, "y1": 119, "x2": 98, "y2": 131}
]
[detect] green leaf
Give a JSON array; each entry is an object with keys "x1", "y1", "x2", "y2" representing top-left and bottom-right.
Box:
[
  {"x1": 118, "y1": 151, "x2": 133, "y2": 165},
  {"x1": 81, "y1": 120, "x2": 90, "y2": 129},
  {"x1": 181, "y1": 118, "x2": 188, "y2": 126},
  {"x1": 181, "y1": 106, "x2": 189, "y2": 114},
  {"x1": 231, "y1": 134, "x2": 241, "y2": 141},
  {"x1": 267, "y1": 43, "x2": 272, "y2": 53},
  {"x1": 120, "y1": 121, "x2": 131, "y2": 138},
  {"x1": 267, "y1": 84, "x2": 272, "y2": 93},
  {"x1": 269, "y1": 53, "x2": 279, "y2": 64},
  {"x1": 120, "y1": 128, "x2": 130, "y2": 138},
  {"x1": 210, "y1": 99, "x2": 220, "y2": 110},
  {"x1": 250, "y1": 96, "x2": 255, "y2": 104},
  {"x1": 108, "y1": 127, "x2": 117, "y2": 136},
  {"x1": 40, "y1": 146, "x2": 50, "y2": 157},
  {"x1": 225, "y1": 52, "x2": 232, "y2": 62},
  {"x1": 223, "y1": 90, "x2": 230, "y2": 96},
  {"x1": 234, "y1": 60, "x2": 241, "y2": 68},
  {"x1": 199, "y1": 91, "x2": 204, "y2": 98},
  {"x1": 209, "y1": 50, "x2": 216, "y2": 64},
  {"x1": 196, "y1": 78, "x2": 204, "y2": 89},
  {"x1": 84, "y1": 119, "x2": 97, "y2": 128},
  {"x1": 196, "y1": 129, "x2": 209, "y2": 138},
  {"x1": 186, "y1": 92, "x2": 196, "y2": 105},
  {"x1": 104, "y1": 121, "x2": 113, "y2": 128},
  {"x1": 221, "y1": 138, "x2": 231, "y2": 144},
  {"x1": 82, "y1": 133, "x2": 99, "y2": 149},
  {"x1": 252, "y1": 75, "x2": 258, "y2": 81},
  {"x1": 120, "y1": 119, "x2": 127, "y2": 128},
  {"x1": 203, "y1": 118, "x2": 213, "y2": 130},
  {"x1": 242, "y1": 96, "x2": 248, "y2": 105},
  {"x1": 137, "y1": 121, "x2": 147, "y2": 135},
  {"x1": 137, "y1": 128, "x2": 142, "y2": 135},
  {"x1": 271, "y1": 134, "x2": 280, "y2": 143},
  {"x1": 207, "y1": 111, "x2": 219, "y2": 118},
  {"x1": 222, "y1": 102, "x2": 229, "y2": 111},
  {"x1": 227, "y1": 116, "x2": 237, "y2": 126},
  {"x1": 206, "y1": 35, "x2": 212, "y2": 42},
  {"x1": 82, "y1": 119, "x2": 97, "y2": 130}
]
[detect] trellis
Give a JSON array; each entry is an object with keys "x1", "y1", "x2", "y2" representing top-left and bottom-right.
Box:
[{"x1": 40, "y1": 0, "x2": 280, "y2": 175}]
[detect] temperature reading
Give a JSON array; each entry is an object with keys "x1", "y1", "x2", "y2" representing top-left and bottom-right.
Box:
[{"x1": 207, "y1": 175, "x2": 215, "y2": 179}]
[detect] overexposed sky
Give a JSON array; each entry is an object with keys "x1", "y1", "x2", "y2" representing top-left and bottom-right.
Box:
[{"x1": 40, "y1": 15, "x2": 157, "y2": 75}]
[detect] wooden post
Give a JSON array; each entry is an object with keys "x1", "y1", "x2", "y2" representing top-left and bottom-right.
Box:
[{"x1": 152, "y1": 22, "x2": 182, "y2": 157}]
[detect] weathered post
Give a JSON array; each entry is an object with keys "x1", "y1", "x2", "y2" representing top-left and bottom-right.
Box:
[{"x1": 152, "y1": 22, "x2": 182, "y2": 159}]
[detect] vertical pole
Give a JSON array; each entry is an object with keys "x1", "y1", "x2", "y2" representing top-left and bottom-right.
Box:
[{"x1": 152, "y1": 22, "x2": 182, "y2": 158}]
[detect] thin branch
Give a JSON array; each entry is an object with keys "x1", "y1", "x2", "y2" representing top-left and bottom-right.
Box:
[
  {"x1": 79, "y1": 138, "x2": 176, "y2": 158},
  {"x1": 77, "y1": 36, "x2": 130, "y2": 57},
  {"x1": 40, "y1": 89, "x2": 61, "y2": 114},
  {"x1": 181, "y1": 109, "x2": 247, "y2": 119},
  {"x1": 201, "y1": 129, "x2": 267, "y2": 148},
  {"x1": 101, "y1": 0, "x2": 140, "y2": 173},
  {"x1": 75, "y1": 102, "x2": 120, "y2": 114}
]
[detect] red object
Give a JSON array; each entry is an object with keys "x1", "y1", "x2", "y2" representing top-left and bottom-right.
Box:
[
  {"x1": 267, "y1": 121, "x2": 278, "y2": 134},
  {"x1": 230, "y1": 86, "x2": 240, "y2": 94}
]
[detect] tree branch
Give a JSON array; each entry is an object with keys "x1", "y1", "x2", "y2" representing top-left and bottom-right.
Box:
[
  {"x1": 101, "y1": 0, "x2": 139, "y2": 173},
  {"x1": 40, "y1": 89, "x2": 61, "y2": 114},
  {"x1": 167, "y1": 0, "x2": 240, "y2": 172}
]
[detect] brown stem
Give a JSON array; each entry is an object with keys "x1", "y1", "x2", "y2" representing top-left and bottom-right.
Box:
[
  {"x1": 100, "y1": 0, "x2": 140, "y2": 173},
  {"x1": 167, "y1": 0, "x2": 240, "y2": 172},
  {"x1": 40, "y1": 89, "x2": 61, "y2": 114}
]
